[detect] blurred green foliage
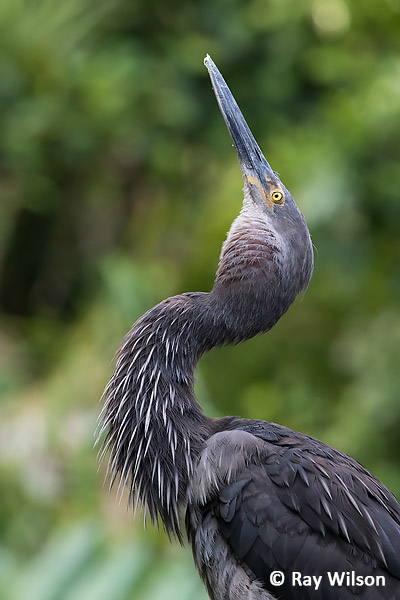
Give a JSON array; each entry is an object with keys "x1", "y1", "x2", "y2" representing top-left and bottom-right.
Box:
[{"x1": 1, "y1": 0, "x2": 400, "y2": 598}]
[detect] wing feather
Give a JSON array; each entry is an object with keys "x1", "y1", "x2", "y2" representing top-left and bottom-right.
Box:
[{"x1": 189, "y1": 421, "x2": 400, "y2": 599}]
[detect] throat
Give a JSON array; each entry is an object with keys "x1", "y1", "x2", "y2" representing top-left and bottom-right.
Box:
[{"x1": 211, "y1": 207, "x2": 312, "y2": 341}]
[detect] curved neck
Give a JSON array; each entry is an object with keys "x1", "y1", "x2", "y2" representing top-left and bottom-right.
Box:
[
  {"x1": 99, "y1": 208, "x2": 312, "y2": 537},
  {"x1": 99, "y1": 292, "x2": 222, "y2": 539}
]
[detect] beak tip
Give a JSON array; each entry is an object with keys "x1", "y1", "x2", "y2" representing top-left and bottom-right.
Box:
[
  {"x1": 204, "y1": 56, "x2": 274, "y2": 181},
  {"x1": 204, "y1": 54, "x2": 215, "y2": 72}
]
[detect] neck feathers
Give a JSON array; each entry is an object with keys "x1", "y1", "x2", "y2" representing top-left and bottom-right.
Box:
[
  {"x1": 98, "y1": 201, "x2": 312, "y2": 537},
  {"x1": 97, "y1": 293, "x2": 215, "y2": 539},
  {"x1": 212, "y1": 204, "x2": 311, "y2": 340}
]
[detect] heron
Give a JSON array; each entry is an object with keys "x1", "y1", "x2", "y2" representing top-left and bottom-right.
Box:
[{"x1": 97, "y1": 56, "x2": 400, "y2": 599}]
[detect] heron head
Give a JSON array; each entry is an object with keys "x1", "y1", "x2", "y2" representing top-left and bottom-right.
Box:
[
  {"x1": 204, "y1": 55, "x2": 307, "y2": 229},
  {"x1": 205, "y1": 55, "x2": 313, "y2": 333}
]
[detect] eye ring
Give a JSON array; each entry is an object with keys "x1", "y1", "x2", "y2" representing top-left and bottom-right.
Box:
[{"x1": 271, "y1": 191, "x2": 284, "y2": 204}]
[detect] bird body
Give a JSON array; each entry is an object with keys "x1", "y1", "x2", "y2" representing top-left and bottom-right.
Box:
[
  {"x1": 187, "y1": 421, "x2": 400, "y2": 599},
  {"x1": 98, "y1": 56, "x2": 400, "y2": 599}
]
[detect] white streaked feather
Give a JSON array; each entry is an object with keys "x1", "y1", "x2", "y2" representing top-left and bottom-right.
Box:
[{"x1": 97, "y1": 298, "x2": 207, "y2": 536}]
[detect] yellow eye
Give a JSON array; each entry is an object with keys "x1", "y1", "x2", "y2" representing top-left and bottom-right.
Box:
[{"x1": 271, "y1": 191, "x2": 284, "y2": 204}]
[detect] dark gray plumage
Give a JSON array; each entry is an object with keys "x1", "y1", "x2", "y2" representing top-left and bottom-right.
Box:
[{"x1": 98, "y1": 56, "x2": 400, "y2": 599}]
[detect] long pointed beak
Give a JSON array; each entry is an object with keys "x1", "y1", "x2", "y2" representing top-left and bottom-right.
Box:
[{"x1": 204, "y1": 55, "x2": 276, "y2": 196}]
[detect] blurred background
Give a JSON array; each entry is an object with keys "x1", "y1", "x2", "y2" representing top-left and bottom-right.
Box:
[{"x1": 1, "y1": 0, "x2": 400, "y2": 598}]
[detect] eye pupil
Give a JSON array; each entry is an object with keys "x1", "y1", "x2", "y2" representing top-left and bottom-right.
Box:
[{"x1": 272, "y1": 191, "x2": 282, "y2": 202}]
